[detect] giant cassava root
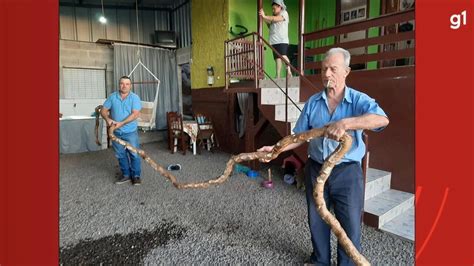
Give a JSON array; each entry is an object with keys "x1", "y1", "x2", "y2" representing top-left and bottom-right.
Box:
[{"x1": 104, "y1": 121, "x2": 370, "y2": 265}]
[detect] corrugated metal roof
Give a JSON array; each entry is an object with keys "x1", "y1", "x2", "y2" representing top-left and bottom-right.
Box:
[{"x1": 60, "y1": 0, "x2": 191, "y2": 47}]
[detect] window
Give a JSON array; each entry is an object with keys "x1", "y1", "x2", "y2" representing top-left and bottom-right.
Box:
[{"x1": 63, "y1": 67, "x2": 106, "y2": 99}]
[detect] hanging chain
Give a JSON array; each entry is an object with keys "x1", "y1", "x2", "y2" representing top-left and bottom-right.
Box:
[
  {"x1": 101, "y1": 0, "x2": 105, "y2": 18},
  {"x1": 135, "y1": 0, "x2": 141, "y2": 61}
]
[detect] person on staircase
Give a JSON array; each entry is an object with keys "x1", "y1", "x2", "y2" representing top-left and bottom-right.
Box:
[
  {"x1": 259, "y1": 0, "x2": 293, "y2": 78},
  {"x1": 258, "y1": 47, "x2": 389, "y2": 265}
]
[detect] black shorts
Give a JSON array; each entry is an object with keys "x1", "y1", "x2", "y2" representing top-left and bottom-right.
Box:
[{"x1": 271, "y1": 43, "x2": 289, "y2": 59}]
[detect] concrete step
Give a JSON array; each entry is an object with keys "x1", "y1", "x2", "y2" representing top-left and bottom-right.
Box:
[
  {"x1": 274, "y1": 102, "x2": 305, "y2": 122},
  {"x1": 365, "y1": 168, "x2": 391, "y2": 200},
  {"x1": 261, "y1": 87, "x2": 300, "y2": 105},
  {"x1": 380, "y1": 206, "x2": 414, "y2": 242},
  {"x1": 364, "y1": 189, "x2": 414, "y2": 228},
  {"x1": 259, "y1": 76, "x2": 300, "y2": 88}
]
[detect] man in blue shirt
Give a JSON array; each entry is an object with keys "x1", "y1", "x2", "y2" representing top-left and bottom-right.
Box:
[
  {"x1": 101, "y1": 76, "x2": 143, "y2": 185},
  {"x1": 258, "y1": 48, "x2": 389, "y2": 265}
]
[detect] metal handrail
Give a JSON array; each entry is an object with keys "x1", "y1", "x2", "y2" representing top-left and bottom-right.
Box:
[
  {"x1": 261, "y1": 68, "x2": 301, "y2": 112},
  {"x1": 251, "y1": 32, "x2": 320, "y2": 92}
]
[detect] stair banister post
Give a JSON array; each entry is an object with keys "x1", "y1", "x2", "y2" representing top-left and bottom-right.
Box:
[
  {"x1": 224, "y1": 41, "x2": 228, "y2": 90},
  {"x1": 257, "y1": 0, "x2": 263, "y2": 37},
  {"x1": 253, "y1": 34, "x2": 258, "y2": 89}
]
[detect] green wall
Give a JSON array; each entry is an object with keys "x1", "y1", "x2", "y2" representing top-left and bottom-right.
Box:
[
  {"x1": 304, "y1": 0, "x2": 337, "y2": 37},
  {"x1": 227, "y1": 0, "x2": 338, "y2": 76},
  {"x1": 367, "y1": 0, "x2": 381, "y2": 69},
  {"x1": 303, "y1": 0, "x2": 337, "y2": 69},
  {"x1": 304, "y1": 0, "x2": 381, "y2": 70},
  {"x1": 191, "y1": 0, "x2": 229, "y2": 89},
  {"x1": 192, "y1": 0, "x2": 381, "y2": 87}
]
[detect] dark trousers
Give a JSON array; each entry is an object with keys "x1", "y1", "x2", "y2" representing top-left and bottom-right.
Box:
[{"x1": 304, "y1": 159, "x2": 364, "y2": 266}]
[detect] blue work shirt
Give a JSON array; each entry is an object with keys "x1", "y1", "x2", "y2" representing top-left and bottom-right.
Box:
[
  {"x1": 293, "y1": 86, "x2": 387, "y2": 164},
  {"x1": 103, "y1": 91, "x2": 142, "y2": 134}
]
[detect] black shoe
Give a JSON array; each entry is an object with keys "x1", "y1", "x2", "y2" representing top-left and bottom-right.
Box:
[
  {"x1": 132, "y1": 177, "x2": 142, "y2": 186},
  {"x1": 115, "y1": 176, "x2": 131, "y2": 184}
]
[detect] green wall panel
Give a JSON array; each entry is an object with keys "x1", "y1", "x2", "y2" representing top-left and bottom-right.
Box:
[{"x1": 367, "y1": 0, "x2": 381, "y2": 69}]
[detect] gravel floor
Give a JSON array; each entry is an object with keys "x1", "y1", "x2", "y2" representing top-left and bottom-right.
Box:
[{"x1": 60, "y1": 141, "x2": 414, "y2": 265}]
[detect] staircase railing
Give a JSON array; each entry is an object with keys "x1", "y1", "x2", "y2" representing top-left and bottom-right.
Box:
[
  {"x1": 224, "y1": 33, "x2": 264, "y2": 89},
  {"x1": 225, "y1": 32, "x2": 320, "y2": 134},
  {"x1": 303, "y1": 9, "x2": 415, "y2": 73}
]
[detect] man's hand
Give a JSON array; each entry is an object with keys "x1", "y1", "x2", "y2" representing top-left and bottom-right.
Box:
[
  {"x1": 257, "y1": 145, "x2": 274, "y2": 153},
  {"x1": 106, "y1": 118, "x2": 116, "y2": 127},
  {"x1": 324, "y1": 120, "x2": 347, "y2": 141},
  {"x1": 259, "y1": 9, "x2": 266, "y2": 18},
  {"x1": 113, "y1": 121, "x2": 124, "y2": 129},
  {"x1": 257, "y1": 145, "x2": 274, "y2": 162}
]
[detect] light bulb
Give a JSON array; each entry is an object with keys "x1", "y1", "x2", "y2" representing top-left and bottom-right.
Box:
[{"x1": 99, "y1": 16, "x2": 107, "y2": 24}]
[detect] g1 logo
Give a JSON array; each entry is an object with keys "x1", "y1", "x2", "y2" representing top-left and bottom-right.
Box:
[{"x1": 450, "y1": 10, "x2": 467, "y2": 30}]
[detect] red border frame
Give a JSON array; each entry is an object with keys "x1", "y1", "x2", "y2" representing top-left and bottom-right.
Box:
[
  {"x1": 1, "y1": 0, "x2": 473, "y2": 264},
  {"x1": 415, "y1": 0, "x2": 473, "y2": 264},
  {"x1": 1, "y1": 0, "x2": 59, "y2": 264}
]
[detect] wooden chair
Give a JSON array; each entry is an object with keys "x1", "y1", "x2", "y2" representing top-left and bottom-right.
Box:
[
  {"x1": 194, "y1": 113, "x2": 218, "y2": 154},
  {"x1": 166, "y1": 111, "x2": 178, "y2": 150},
  {"x1": 169, "y1": 113, "x2": 188, "y2": 155}
]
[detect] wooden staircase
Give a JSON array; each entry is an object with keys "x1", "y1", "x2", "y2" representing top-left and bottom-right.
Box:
[{"x1": 223, "y1": 9, "x2": 415, "y2": 241}]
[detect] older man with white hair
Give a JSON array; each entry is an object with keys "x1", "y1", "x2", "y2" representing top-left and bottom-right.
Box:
[{"x1": 258, "y1": 47, "x2": 389, "y2": 265}]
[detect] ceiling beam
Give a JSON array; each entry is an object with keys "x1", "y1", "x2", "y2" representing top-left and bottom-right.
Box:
[
  {"x1": 59, "y1": 2, "x2": 172, "y2": 12},
  {"x1": 171, "y1": 0, "x2": 189, "y2": 12}
]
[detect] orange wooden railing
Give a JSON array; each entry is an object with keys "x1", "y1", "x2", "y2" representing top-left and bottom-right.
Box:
[
  {"x1": 303, "y1": 9, "x2": 415, "y2": 73},
  {"x1": 224, "y1": 33, "x2": 264, "y2": 89}
]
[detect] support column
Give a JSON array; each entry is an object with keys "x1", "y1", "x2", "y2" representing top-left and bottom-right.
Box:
[
  {"x1": 257, "y1": 0, "x2": 263, "y2": 37},
  {"x1": 298, "y1": 0, "x2": 305, "y2": 75}
]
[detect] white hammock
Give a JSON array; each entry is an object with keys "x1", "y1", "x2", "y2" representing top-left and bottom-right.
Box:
[{"x1": 128, "y1": 59, "x2": 160, "y2": 130}]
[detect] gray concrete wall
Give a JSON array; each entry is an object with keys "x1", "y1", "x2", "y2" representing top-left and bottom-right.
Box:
[{"x1": 59, "y1": 39, "x2": 114, "y2": 98}]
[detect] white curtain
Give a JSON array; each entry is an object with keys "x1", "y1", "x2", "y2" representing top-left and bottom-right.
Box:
[{"x1": 113, "y1": 44, "x2": 179, "y2": 130}]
